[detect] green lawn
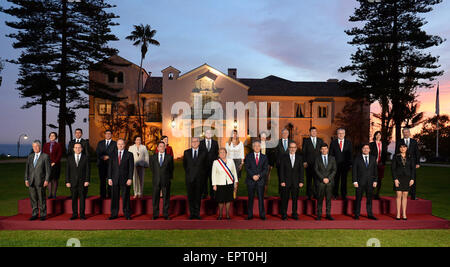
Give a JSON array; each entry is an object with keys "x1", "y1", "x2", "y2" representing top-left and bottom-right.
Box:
[{"x1": 0, "y1": 161, "x2": 449, "y2": 247}]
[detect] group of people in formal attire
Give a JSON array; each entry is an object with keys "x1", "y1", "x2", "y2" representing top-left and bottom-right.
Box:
[{"x1": 23, "y1": 126, "x2": 420, "y2": 221}]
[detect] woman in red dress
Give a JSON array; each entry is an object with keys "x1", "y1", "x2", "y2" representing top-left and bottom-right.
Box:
[{"x1": 43, "y1": 132, "x2": 62, "y2": 198}]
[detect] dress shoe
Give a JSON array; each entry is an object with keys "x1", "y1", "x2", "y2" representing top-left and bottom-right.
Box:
[
  {"x1": 368, "y1": 215, "x2": 378, "y2": 220},
  {"x1": 402, "y1": 217, "x2": 408, "y2": 221},
  {"x1": 315, "y1": 216, "x2": 321, "y2": 221},
  {"x1": 153, "y1": 216, "x2": 159, "y2": 220},
  {"x1": 189, "y1": 215, "x2": 195, "y2": 220},
  {"x1": 108, "y1": 216, "x2": 117, "y2": 220},
  {"x1": 354, "y1": 216, "x2": 360, "y2": 220},
  {"x1": 70, "y1": 215, "x2": 78, "y2": 220},
  {"x1": 164, "y1": 216, "x2": 171, "y2": 220},
  {"x1": 226, "y1": 216, "x2": 231, "y2": 220},
  {"x1": 196, "y1": 216, "x2": 202, "y2": 220},
  {"x1": 326, "y1": 215, "x2": 334, "y2": 221},
  {"x1": 246, "y1": 216, "x2": 253, "y2": 220},
  {"x1": 281, "y1": 216, "x2": 287, "y2": 221},
  {"x1": 29, "y1": 215, "x2": 38, "y2": 221},
  {"x1": 40, "y1": 216, "x2": 46, "y2": 221},
  {"x1": 260, "y1": 216, "x2": 266, "y2": 221},
  {"x1": 80, "y1": 215, "x2": 86, "y2": 220},
  {"x1": 396, "y1": 217, "x2": 401, "y2": 220},
  {"x1": 292, "y1": 215, "x2": 299, "y2": 220},
  {"x1": 126, "y1": 216, "x2": 132, "y2": 220},
  {"x1": 217, "y1": 216, "x2": 223, "y2": 220},
  {"x1": 411, "y1": 197, "x2": 417, "y2": 200}
]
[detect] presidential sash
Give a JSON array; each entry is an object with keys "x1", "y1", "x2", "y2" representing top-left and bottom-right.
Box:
[{"x1": 218, "y1": 158, "x2": 235, "y2": 184}]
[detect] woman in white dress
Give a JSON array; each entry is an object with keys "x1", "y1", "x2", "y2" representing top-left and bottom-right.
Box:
[
  {"x1": 212, "y1": 148, "x2": 238, "y2": 220},
  {"x1": 225, "y1": 130, "x2": 244, "y2": 179},
  {"x1": 128, "y1": 136, "x2": 149, "y2": 198}
]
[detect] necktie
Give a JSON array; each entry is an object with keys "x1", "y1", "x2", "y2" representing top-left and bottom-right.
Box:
[
  {"x1": 76, "y1": 155, "x2": 80, "y2": 167},
  {"x1": 76, "y1": 139, "x2": 80, "y2": 143},
  {"x1": 207, "y1": 140, "x2": 210, "y2": 151},
  {"x1": 291, "y1": 155, "x2": 295, "y2": 168},
  {"x1": 339, "y1": 140, "x2": 343, "y2": 151},
  {"x1": 118, "y1": 151, "x2": 122, "y2": 165},
  {"x1": 33, "y1": 154, "x2": 38, "y2": 167},
  {"x1": 159, "y1": 153, "x2": 163, "y2": 166},
  {"x1": 106, "y1": 140, "x2": 110, "y2": 147},
  {"x1": 323, "y1": 156, "x2": 327, "y2": 167},
  {"x1": 377, "y1": 142, "x2": 381, "y2": 163},
  {"x1": 313, "y1": 138, "x2": 316, "y2": 149},
  {"x1": 283, "y1": 139, "x2": 287, "y2": 151},
  {"x1": 50, "y1": 142, "x2": 54, "y2": 153},
  {"x1": 255, "y1": 153, "x2": 259, "y2": 166},
  {"x1": 194, "y1": 149, "x2": 197, "y2": 160},
  {"x1": 364, "y1": 156, "x2": 368, "y2": 167},
  {"x1": 406, "y1": 139, "x2": 409, "y2": 148}
]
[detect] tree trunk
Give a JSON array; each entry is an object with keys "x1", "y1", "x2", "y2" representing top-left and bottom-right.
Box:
[
  {"x1": 58, "y1": 0, "x2": 68, "y2": 154},
  {"x1": 137, "y1": 56, "x2": 143, "y2": 137},
  {"x1": 42, "y1": 99, "x2": 47, "y2": 143}
]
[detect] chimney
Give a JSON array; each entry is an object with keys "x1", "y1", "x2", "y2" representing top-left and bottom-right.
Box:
[
  {"x1": 228, "y1": 68, "x2": 237, "y2": 79},
  {"x1": 327, "y1": 78, "x2": 339, "y2": 83}
]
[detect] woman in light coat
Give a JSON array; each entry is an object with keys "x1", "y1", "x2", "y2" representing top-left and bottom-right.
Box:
[
  {"x1": 129, "y1": 136, "x2": 149, "y2": 198},
  {"x1": 225, "y1": 130, "x2": 244, "y2": 179},
  {"x1": 212, "y1": 148, "x2": 238, "y2": 220}
]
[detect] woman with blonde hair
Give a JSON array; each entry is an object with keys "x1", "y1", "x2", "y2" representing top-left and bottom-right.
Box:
[
  {"x1": 212, "y1": 147, "x2": 238, "y2": 220},
  {"x1": 225, "y1": 130, "x2": 244, "y2": 179}
]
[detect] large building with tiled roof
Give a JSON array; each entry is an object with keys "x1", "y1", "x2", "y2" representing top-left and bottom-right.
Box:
[{"x1": 89, "y1": 55, "x2": 369, "y2": 158}]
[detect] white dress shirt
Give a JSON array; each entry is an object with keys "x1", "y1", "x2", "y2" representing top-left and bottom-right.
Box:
[
  {"x1": 290, "y1": 153, "x2": 295, "y2": 167},
  {"x1": 226, "y1": 142, "x2": 244, "y2": 160}
]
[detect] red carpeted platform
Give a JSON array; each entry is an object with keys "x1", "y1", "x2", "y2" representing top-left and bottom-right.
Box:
[{"x1": 0, "y1": 196, "x2": 447, "y2": 230}]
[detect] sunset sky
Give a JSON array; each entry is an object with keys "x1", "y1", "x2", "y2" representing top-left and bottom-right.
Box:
[{"x1": 0, "y1": 0, "x2": 448, "y2": 144}]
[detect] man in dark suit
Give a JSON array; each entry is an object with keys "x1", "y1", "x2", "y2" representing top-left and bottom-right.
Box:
[
  {"x1": 329, "y1": 128, "x2": 352, "y2": 199},
  {"x1": 314, "y1": 143, "x2": 337, "y2": 221},
  {"x1": 199, "y1": 129, "x2": 219, "y2": 199},
  {"x1": 107, "y1": 139, "x2": 134, "y2": 220},
  {"x1": 302, "y1": 127, "x2": 324, "y2": 199},
  {"x1": 68, "y1": 128, "x2": 89, "y2": 157},
  {"x1": 183, "y1": 137, "x2": 207, "y2": 219},
  {"x1": 65, "y1": 142, "x2": 90, "y2": 220},
  {"x1": 24, "y1": 140, "x2": 51, "y2": 221},
  {"x1": 279, "y1": 141, "x2": 304, "y2": 220},
  {"x1": 395, "y1": 128, "x2": 421, "y2": 200},
  {"x1": 96, "y1": 129, "x2": 117, "y2": 199},
  {"x1": 150, "y1": 141, "x2": 174, "y2": 220},
  {"x1": 275, "y1": 128, "x2": 293, "y2": 195},
  {"x1": 352, "y1": 144, "x2": 378, "y2": 220},
  {"x1": 245, "y1": 140, "x2": 269, "y2": 220}
]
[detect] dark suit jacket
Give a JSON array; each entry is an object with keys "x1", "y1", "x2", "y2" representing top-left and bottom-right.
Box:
[
  {"x1": 150, "y1": 153, "x2": 174, "y2": 186},
  {"x1": 279, "y1": 153, "x2": 304, "y2": 187},
  {"x1": 108, "y1": 150, "x2": 134, "y2": 186},
  {"x1": 391, "y1": 154, "x2": 416, "y2": 181},
  {"x1": 68, "y1": 138, "x2": 90, "y2": 157},
  {"x1": 275, "y1": 138, "x2": 294, "y2": 167},
  {"x1": 249, "y1": 141, "x2": 275, "y2": 167},
  {"x1": 96, "y1": 139, "x2": 117, "y2": 167},
  {"x1": 302, "y1": 137, "x2": 324, "y2": 165},
  {"x1": 43, "y1": 142, "x2": 63, "y2": 164},
  {"x1": 244, "y1": 152, "x2": 269, "y2": 184},
  {"x1": 65, "y1": 153, "x2": 90, "y2": 187},
  {"x1": 314, "y1": 155, "x2": 337, "y2": 183},
  {"x1": 199, "y1": 138, "x2": 219, "y2": 167},
  {"x1": 395, "y1": 138, "x2": 420, "y2": 165},
  {"x1": 352, "y1": 155, "x2": 378, "y2": 186},
  {"x1": 183, "y1": 148, "x2": 207, "y2": 183},
  {"x1": 329, "y1": 138, "x2": 353, "y2": 167},
  {"x1": 369, "y1": 141, "x2": 388, "y2": 165},
  {"x1": 24, "y1": 152, "x2": 51, "y2": 186}
]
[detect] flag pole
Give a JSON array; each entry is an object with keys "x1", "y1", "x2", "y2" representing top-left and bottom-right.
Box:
[{"x1": 435, "y1": 82, "x2": 440, "y2": 158}]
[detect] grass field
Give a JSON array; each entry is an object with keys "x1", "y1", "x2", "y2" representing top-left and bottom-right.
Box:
[{"x1": 0, "y1": 160, "x2": 449, "y2": 247}]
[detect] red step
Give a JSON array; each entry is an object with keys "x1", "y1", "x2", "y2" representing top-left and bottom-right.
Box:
[{"x1": 17, "y1": 195, "x2": 433, "y2": 216}]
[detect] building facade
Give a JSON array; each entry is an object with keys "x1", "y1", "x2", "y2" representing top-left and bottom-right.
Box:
[{"x1": 89, "y1": 55, "x2": 370, "y2": 158}]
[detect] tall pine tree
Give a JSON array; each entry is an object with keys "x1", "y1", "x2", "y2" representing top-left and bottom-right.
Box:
[{"x1": 340, "y1": 0, "x2": 444, "y2": 143}]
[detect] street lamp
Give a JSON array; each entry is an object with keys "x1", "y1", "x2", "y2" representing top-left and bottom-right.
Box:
[{"x1": 17, "y1": 134, "x2": 28, "y2": 158}]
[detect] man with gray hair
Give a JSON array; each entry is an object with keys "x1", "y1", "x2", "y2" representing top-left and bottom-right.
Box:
[
  {"x1": 329, "y1": 128, "x2": 353, "y2": 200},
  {"x1": 183, "y1": 137, "x2": 207, "y2": 219},
  {"x1": 24, "y1": 140, "x2": 51, "y2": 221}
]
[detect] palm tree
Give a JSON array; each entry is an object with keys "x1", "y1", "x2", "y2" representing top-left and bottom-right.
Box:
[{"x1": 125, "y1": 24, "x2": 160, "y2": 139}]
